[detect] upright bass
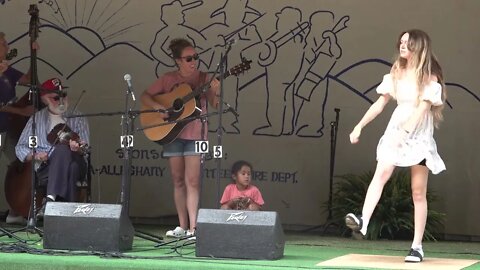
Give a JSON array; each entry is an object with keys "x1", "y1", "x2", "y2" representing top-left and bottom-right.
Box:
[{"x1": 4, "y1": 5, "x2": 42, "y2": 218}]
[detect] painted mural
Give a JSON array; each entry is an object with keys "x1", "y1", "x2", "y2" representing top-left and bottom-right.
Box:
[{"x1": 1, "y1": 0, "x2": 478, "y2": 233}]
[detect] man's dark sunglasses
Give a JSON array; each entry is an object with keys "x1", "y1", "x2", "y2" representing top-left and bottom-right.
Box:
[
  {"x1": 181, "y1": 53, "x2": 199, "y2": 62},
  {"x1": 53, "y1": 93, "x2": 67, "y2": 101}
]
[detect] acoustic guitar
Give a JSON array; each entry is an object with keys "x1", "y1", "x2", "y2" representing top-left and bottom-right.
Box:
[{"x1": 140, "y1": 58, "x2": 251, "y2": 145}]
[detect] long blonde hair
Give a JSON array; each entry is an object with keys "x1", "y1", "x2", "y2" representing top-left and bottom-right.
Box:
[{"x1": 391, "y1": 29, "x2": 446, "y2": 128}]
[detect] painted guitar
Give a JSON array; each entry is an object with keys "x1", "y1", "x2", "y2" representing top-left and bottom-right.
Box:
[{"x1": 140, "y1": 58, "x2": 252, "y2": 145}]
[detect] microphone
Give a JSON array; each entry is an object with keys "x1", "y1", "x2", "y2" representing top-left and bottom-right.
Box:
[
  {"x1": 225, "y1": 38, "x2": 237, "y2": 47},
  {"x1": 333, "y1": 108, "x2": 340, "y2": 128},
  {"x1": 223, "y1": 102, "x2": 239, "y2": 117},
  {"x1": 58, "y1": 85, "x2": 66, "y2": 113},
  {"x1": 123, "y1": 74, "x2": 136, "y2": 101}
]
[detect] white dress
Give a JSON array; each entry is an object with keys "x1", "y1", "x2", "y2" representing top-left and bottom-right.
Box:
[{"x1": 376, "y1": 74, "x2": 446, "y2": 174}]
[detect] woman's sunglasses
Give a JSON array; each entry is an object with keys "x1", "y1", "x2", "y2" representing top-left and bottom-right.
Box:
[{"x1": 180, "y1": 53, "x2": 199, "y2": 62}]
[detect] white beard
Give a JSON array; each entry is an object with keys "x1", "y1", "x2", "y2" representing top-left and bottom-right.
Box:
[{"x1": 47, "y1": 99, "x2": 68, "y2": 115}]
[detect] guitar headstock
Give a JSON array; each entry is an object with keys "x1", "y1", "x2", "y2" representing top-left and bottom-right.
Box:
[
  {"x1": 228, "y1": 58, "x2": 252, "y2": 77},
  {"x1": 5, "y1": 48, "x2": 17, "y2": 60},
  {"x1": 28, "y1": 4, "x2": 40, "y2": 41}
]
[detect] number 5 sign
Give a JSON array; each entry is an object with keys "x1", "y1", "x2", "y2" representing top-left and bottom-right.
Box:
[{"x1": 213, "y1": 145, "x2": 222, "y2": 158}]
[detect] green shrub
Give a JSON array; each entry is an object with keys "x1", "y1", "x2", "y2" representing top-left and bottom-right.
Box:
[{"x1": 330, "y1": 169, "x2": 445, "y2": 240}]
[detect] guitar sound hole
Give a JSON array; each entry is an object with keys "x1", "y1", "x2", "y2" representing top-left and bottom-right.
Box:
[{"x1": 172, "y1": 99, "x2": 184, "y2": 112}]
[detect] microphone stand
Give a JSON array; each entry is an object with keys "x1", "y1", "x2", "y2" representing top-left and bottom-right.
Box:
[
  {"x1": 327, "y1": 108, "x2": 340, "y2": 221},
  {"x1": 214, "y1": 41, "x2": 234, "y2": 207},
  {"x1": 198, "y1": 88, "x2": 208, "y2": 211},
  {"x1": 120, "y1": 80, "x2": 134, "y2": 218},
  {"x1": 190, "y1": 46, "x2": 238, "y2": 211},
  {"x1": 119, "y1": 76, "x2": 164, "y2": 244},
  {"x1": 4, "y1": 84, "x2": 43, "y2": 240},
  {"x1": 303, "y1": 108, "x2": 341, "y2": 234}
]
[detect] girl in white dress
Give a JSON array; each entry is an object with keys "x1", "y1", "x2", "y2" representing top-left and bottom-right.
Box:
[{"x1": 345, "y1": 29, "x2": 446, "y2": 263}]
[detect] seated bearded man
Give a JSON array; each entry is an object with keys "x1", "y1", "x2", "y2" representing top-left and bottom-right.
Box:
[{"x1": 15, "y1": 78, "x2": 90, "y2": 214}]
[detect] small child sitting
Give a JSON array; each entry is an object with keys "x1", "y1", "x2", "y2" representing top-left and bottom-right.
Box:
[{"x1": 220, "y1": 160, "x2": 264, "y2": 210}]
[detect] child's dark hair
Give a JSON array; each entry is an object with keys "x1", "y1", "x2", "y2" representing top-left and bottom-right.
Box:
[
  {"x1": 231, "y1": 160, "x2": 252, "y2": 176},
  {"x1": 168, "y1": 38, "x2": 193, "y2": 59}
]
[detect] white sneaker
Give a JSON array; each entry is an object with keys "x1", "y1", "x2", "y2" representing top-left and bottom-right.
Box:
[
  {"x1": 186, "y1": 230, "x2": 196, "y2": 240},
  {"x1": 165, "y1": 226, "x2": 187, "y2": 238},
  {"x1": 6, "y1": 214, "x2": 27, "y2": 225},
  {"x1": 405, "y1": 248, "x2": 424, "y2": 262},
  {"x1": 345, "y1": 213, "x2": 366, "y2": 236}
]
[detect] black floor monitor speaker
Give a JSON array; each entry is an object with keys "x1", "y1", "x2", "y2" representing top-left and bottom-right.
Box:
[
  {"x1": 43, "y1": 202, "x2": 134, "y2": 252},
  {"x1": 196, "y1": 209, "x2": 285, "y2": 260}
]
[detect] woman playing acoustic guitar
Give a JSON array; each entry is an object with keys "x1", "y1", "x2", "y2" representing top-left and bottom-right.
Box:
[{"x1": 141, "y1": 38, "x2": 220, "y2": 238}]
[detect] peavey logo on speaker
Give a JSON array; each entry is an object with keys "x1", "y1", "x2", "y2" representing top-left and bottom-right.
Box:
[
  {"x1": 73, "y1": 204, "x2": 95, "y2": 215},
  {"x1": 226, "y1": 212, "x2": 248, "y2": 222}
]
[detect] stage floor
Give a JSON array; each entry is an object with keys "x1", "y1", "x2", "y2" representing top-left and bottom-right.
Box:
[{"x1": 0, "y1": 224, "x2": 479, "y2": 270}]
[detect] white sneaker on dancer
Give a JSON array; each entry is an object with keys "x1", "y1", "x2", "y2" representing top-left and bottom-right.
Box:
[
  {"x1": 405, "y1": 248, "x2": 424, "y2": 262},
  {"x1": 345, "y1": 213, "x2": 367, "y2": 236}
]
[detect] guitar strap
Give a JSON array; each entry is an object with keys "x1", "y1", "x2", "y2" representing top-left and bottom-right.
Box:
[
  {"x1": 203, "y1": 71, "x2": 209, "y2": 83},
  {"x1": 195, "y1": 71, "x2": 208, "y2": 102}
]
